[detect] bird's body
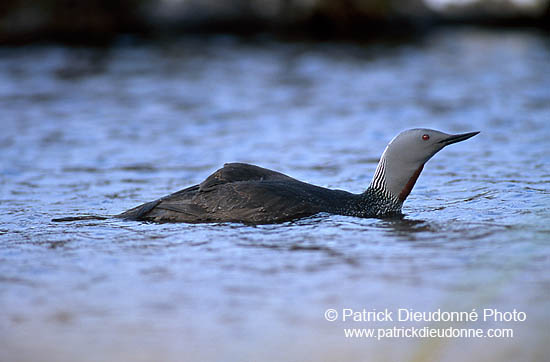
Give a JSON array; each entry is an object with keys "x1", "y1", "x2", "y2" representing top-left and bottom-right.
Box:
[
  {"x1": 116, "y1": 163, "x2": 401, "y2": 224},
  {"x1": 53, "y1": 128, "x2": 479, "y2": 224}
]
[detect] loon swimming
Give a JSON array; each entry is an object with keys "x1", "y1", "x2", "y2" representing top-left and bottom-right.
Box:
[{"x1": 53, "y1": 128, "x2": 479, "y2": 224}]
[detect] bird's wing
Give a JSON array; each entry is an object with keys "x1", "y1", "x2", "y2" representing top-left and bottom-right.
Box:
[
  {"x1": 132, "y1": 181, "x2": 324, "y2": 223},
  {"x1": 118, "y1": 164, "x2": 326, "y2": 223},
  {"x1": 192, "y1": 181, "x2": 324, "y2": 223}
]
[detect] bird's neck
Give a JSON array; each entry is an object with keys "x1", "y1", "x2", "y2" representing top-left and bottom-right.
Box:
[
  {"x1": 369, "y1": 151, "x2": 424, "y2": 204},
  {"x1": 362, "y1": 153, "x2": 404, "y2": 216},
  {"x1": 370, "y1": 153, "x2": 390, "y2": 195},
  {"x1": 359, "y1": 187, "x2": 402, "y2": 217},
  {"x1": 397, "y1": 163, "x2": 424, "y2": 202}
]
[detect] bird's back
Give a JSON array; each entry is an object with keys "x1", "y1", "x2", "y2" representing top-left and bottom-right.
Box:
[{"x1": 117, "y1": 163, "x2": 357, "y2": 224}]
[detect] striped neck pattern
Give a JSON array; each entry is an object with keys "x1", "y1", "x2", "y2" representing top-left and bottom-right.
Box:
[{"x1": 363, "y1": 155, "x2": 403, "y2": 216}]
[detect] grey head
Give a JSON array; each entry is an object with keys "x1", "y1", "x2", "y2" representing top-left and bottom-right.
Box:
[{"x1": 370, "y1": 128, "x2": 479, "y2": 203}]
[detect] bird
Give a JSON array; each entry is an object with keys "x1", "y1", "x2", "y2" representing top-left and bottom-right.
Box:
[{"x1": 110, "y1": 128, "x2": 479, "y2": 224}]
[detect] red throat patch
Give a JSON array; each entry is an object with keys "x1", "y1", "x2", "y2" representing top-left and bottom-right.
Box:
[{"x1": 398, "y1": 164, "x2": 424, "y2": 202}]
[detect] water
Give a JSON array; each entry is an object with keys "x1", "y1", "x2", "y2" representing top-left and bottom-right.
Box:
[{"x1": 1, "y1": 28, "x2": 549, "y2": 361}]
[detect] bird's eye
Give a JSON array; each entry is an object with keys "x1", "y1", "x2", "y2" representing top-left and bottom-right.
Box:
[{"x1": 422, "y1": 134, "x2": 430, "y2": 141}]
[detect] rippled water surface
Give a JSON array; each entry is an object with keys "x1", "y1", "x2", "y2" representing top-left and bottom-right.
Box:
[{"x1": 1, "y1": 28, "x2": 549, "y2": 361}]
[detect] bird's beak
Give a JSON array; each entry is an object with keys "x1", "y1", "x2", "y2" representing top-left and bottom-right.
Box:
[{"x1": 439, "y1": 131, "x2": 480, "y2": 146}]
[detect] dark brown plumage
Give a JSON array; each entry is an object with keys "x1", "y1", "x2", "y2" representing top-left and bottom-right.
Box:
[{"x1": 116, "y1": 163, "x2": 383, "y2": 224}]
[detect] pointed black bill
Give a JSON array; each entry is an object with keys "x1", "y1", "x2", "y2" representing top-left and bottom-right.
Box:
[{"x1": 439, "y1": 131, "x2": 480, "y2": 146}]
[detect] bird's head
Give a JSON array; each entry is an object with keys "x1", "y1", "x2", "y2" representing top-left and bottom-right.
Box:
[{"x1": 371, "y1": 128, "x2": 479, "y2": 202}]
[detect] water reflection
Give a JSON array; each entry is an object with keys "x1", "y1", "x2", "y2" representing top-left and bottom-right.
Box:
[{"x1": 379, "y1": 217, "x2": 433, "y2": 235}]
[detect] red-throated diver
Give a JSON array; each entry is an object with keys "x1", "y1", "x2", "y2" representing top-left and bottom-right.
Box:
[
  {"x1": 113, "y1": 128, "x2": 479, "y2": 223},
  {"x1": 52, "y1": 129, "x2": 478, "y2": 224}
]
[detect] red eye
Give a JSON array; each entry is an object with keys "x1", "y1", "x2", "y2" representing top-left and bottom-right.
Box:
[{"x1": 422, "y1": 134, "x2": 430, "y2": 141}]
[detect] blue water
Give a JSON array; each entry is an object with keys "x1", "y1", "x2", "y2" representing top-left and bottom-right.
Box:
[{"x1": 1, "y1": 28, "x2": 549, "y2": 361}]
